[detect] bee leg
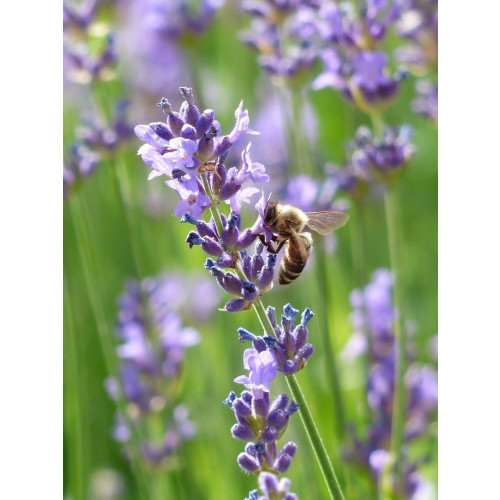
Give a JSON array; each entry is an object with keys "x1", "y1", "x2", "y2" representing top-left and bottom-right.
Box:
[{"x1": 258, "y1": 235, "x2": 285, "y2": 255}]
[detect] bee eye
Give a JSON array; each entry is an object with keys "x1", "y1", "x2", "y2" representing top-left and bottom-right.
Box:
[{"x1": 264, "y1": 208, "x2": 275, "y2": 223}]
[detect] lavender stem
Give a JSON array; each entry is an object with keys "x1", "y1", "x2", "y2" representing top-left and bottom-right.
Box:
[{"x1": 371, "y1": 110, "x2": 407, "y2": 495}]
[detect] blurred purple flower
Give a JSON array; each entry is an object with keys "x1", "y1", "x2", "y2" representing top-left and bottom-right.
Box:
[{"x1": 344, "y1": 269, "x2": 438, "y2": 497}]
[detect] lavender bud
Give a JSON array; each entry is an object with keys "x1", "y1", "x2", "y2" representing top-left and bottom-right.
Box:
[
  {"x1": 267, "y1": 409, "x2": 287, "y2": 430},
  {"x1": 262, "y1": 426, "x2": 280, "y2": 442},
  {"x1": 197, "y1": 135, "x2": 214, "y2": 159},
  {"x1": 213, "y1": 136, "x2": 231, "y2": 158},
  {"x1": 241, "y1": 250, "x2": 252, "y2": 280},
  {"x1": 196, "y1": 109, "x2": 215, "y2": 138},
  {"x1": 301, "y1": 307, "x2": 314, "y2": 326},
  {"x1": 283, "y1": 332, "x2": 296, "y2": 358},
  {"x1": 294, "y1": 324, "x2": 309, "y2": 350},
  {"x1": 186, "y1": 231, "x2": 204, "y2": 249},
  {"x1": 180, "y1": 212, "x2": 199, "y2": 225},
  {"x1": 233, "y1": 398, "x2": 253, "y2": 419},
  {"x1": 216, "y1": 252, "x2": 236, "y2": 268},
  {"x1": 286, "y1": 401, "x2": 300, "y2": 416},
  {"x1": 241, "y1": 391, "x2": 253, "y2": 405},
  {"x1": 283, "y1": 303, "x2": 299, "y2": 322},
  {"x1": 231, "y1": 423, "x2": 256, "y2": 442},
  {"x1": 201, "y1": 237, "x2": 223, "y2": 257},
  {"x1": 251, "y1": 253, "x2": 265, "y2": 282},
  {"x1": 273, "y1": 453, "x2": 293, "y2": 473},
  {"x1": 281, "y1": 442, "x2": 297, "y2": 458},
  {"x1": 237, "y1": 453, "x2": 260, "y2": 474},
  {"x1": 179, "y1": 87, "x2": 200, "y2": 126},
  {"x1": 274, "y1": 347, "x2": 288, "y2": 369},
  {"x1": 150, "y1": 122, "x2": 173, "y2": 141},
  {"x1": 222, "y1": 272, "x2": 244, "y2": 296},
  {"x1": 257, "y1": 255, "x2": 276, "y2": 290},
  {"x1": 281, "y1": 314, "x2": 293, "y2": 333},
  {"x1": 283, "y1": 359, "x2": 300, "y2": 375},
  {"x1": 225, "y1": 298, "x2": 249, "y2": 312},
  {"x1": 253, "y1": 391, "x2": 270, "y2": 418},
  {"x1": 238, "y1": 327, "x2": 258, "y2": 343},
  {"x1": 241, "y1": 281, "x2": 258, "y2": 301},
  {"x1": 269, "y1": 394, "x2": 289, "y2": 413},
  {"x1": 223, "y1": 391, "x2": 237, "y2": 407},
  {"x1": 210, "y1": 163, "x2": 227, "y2": 193},
  {"x1": 252, "y1": 337, "x2": 267, "y2": 353},
  {"x1": 266, "y1": 306, "x2": 277, "y2": 327},
  {"x1": 222, "y1": 213, "x2": 239, "y2": 249},
  {"x1": 195, "y1": 221, "x2": 216, "y2": 239},
  {"x1": 297, "y1": 344, "x2": 314, "y2": 367},
  {"x1": 180, "y1": 124, "x2": 196, "y2": 140}
]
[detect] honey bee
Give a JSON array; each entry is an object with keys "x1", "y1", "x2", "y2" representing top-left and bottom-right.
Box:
[{"x1": 260, "y1": 200, "x2": 349, "y2": 285}]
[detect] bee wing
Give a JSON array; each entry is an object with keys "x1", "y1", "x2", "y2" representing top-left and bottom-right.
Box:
[{"x1": 305, "y1": 211, "x2": 349, "y2": 235}]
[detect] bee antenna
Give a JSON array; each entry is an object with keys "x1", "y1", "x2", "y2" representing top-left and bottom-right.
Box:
[{"x1": 266, "y1": 192, "x2": 273, "y2": 204}]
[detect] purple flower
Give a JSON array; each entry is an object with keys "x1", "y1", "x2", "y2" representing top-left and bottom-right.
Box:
[
  {"x1": 166, "y1": 175, "x2": 211, "y2": 219},
  {"x1": 251, "y1": 191, "x2": 275, "y2": 243},
  {"x1": 258, "y1": 472, "x2": 298, "y2": 500},
  {"x1": 162, "y1": 137, "x2": 198, "y2": 170},
  {"x1": 345, "y1": 269, "x2": 438, "y2": 496},
  {"x1": 227, "y1": 101, "x2": 260, "y2": 144},
  {"x1": 240, "y1": 304, "x2": 315, "y2": 375},
  {"x1": 234, "y1": 348, "x2": 277, "y2": 399},
  {"x1": 107, "y1": 273, "x2": 202, "y2": 466}
]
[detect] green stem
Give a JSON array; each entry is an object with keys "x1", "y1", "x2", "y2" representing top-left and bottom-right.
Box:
[
  {"x1": 69, "y1": 194, "x2": 152, "y2": 499},
  {"x1": 254, "y1": 297, "x2": 346, "y2": 500},
  {"x1": 64, "y1": 276, "x2": 87, "y2": 500},
  {"x1": 370, "y1": 111, "x2": 407, "y2": 495},
  {"x1": 384, "y1": 186, "x2": 406, "y2": 495},
  {"x1": 350, "y1": 201, "x2": 373, "y2": 420}
]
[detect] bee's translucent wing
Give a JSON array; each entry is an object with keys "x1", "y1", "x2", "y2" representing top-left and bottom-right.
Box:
[{"x1": 305, "y1": 210, "x2": 349, "y2": 235}]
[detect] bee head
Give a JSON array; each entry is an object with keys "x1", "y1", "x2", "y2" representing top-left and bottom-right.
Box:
[{"x1": 263, "y1": 201, "x2": 278, "y2": 228}]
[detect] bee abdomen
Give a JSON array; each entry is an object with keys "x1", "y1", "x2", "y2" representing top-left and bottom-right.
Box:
[
  {"x1": 279, "y1": 253, "x2": 305, "y2": 284},
  {"x1": 278, "y1": 234, "x2": 312, "y2": 285}
]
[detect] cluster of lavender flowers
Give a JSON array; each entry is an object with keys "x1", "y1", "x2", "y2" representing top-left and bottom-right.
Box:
[
  {"x1": 312, "y1": 0, "x2": 407, "y2": 113},
  {"x1": 328, "y1": 124, "x2": 416, "y2": 201},
  {"x1": 63, "y1": 0, "x2": 117, "y2": 84},
  {"x1": 395, "y1": 0, "x2": 438, "y2": 122},
  {"x1": 134, "y1": 87, "x2": 288, "y2": 312},
  {"x1": 342, "y1": 269, "x2": 438, "y2": 497},
  {"x1": 224, "y1": 303, "x2": 315, "y2": 499},
  {"x1": 63, "y1": 101, "x2": 134, "y2": 198},
  {"x1": 106, "y1": 272, "x2": 218, "y2": 466},
  {"x1": 239, "y1": 0, "x2": 322, "y2": 86}
]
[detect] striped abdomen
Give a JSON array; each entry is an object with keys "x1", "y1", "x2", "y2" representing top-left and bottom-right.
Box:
[{"x1": 279, "y1": 233, "x2": 312, "y2": 285}]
